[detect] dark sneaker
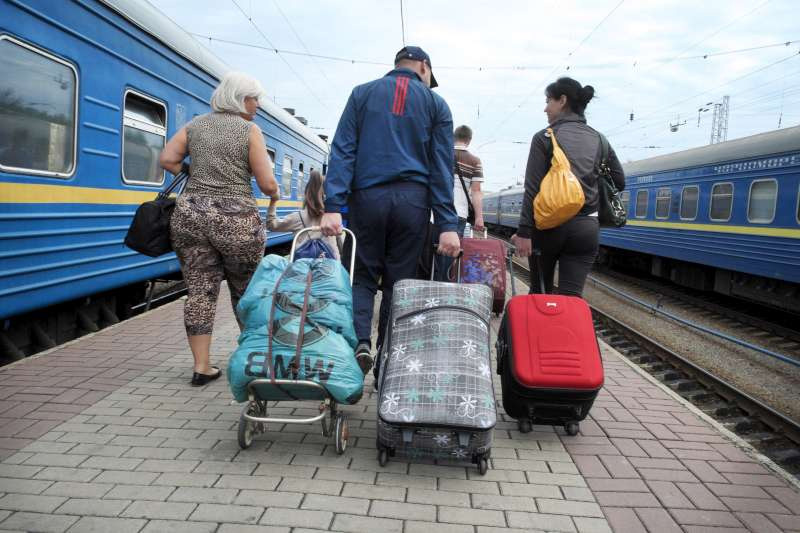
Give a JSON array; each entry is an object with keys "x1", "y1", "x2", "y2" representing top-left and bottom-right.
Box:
[{"x1": 355, "y1": 342, "x2": 374, "y2": 376}]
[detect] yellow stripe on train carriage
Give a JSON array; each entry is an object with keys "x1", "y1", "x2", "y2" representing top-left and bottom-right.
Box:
[
  {"x1": 0, "y1": 182, "x2": 303, "y2": 208},
  {"x1": 622, "y1": 219, "x2": 800, "y2": 239}
]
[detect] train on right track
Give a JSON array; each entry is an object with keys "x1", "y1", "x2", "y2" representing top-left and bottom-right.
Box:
[{"x1": 484, "y1": 125, "x2": 800, "y2": 313}]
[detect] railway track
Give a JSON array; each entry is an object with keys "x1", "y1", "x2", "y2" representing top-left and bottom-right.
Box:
[
  {"x1": 592, "y1": 266, "x2": 800, "y2": 350},
  {"x1": 506, "y1": 245, "x2": 800, "y2": 477}
]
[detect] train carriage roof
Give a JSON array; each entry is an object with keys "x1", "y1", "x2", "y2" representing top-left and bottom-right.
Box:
[
  {"x1": 623, "y1": 125, "x2": 800, "y2": 176},
  {"x1": 100, "y1": 0, "x2": 329, "y2": 153}
]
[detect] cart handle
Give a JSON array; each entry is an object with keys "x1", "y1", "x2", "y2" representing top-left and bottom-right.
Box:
[{"x1": 289, "y1": 226, "x2": 356, "y2": 285}]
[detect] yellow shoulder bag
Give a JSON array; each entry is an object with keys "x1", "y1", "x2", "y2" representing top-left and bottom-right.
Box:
[{"x1": 533, "y1": 128, "x2": 585, "y2": 230}]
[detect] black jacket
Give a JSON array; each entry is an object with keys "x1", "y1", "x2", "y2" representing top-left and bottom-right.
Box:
[{"x1": 517, "y1": 112, "x2": 625, "y2": 238}]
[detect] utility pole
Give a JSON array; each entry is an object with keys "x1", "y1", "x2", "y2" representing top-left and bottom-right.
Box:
[{"x1": 710, "y1": 95, "x2": 730, "y2": 144}]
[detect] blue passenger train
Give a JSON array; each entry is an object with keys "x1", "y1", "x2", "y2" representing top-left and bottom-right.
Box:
[
  {"x1": 484, "y1": 126, "x2": 800, "y2": 312},
  {"x1": 0, "y1": 0, "x2": 327, "y2": 358}
]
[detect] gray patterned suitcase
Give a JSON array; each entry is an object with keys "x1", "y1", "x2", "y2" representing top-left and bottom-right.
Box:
[{"x1": 376, "y1": 279, "x2": 496, "y2": 474}]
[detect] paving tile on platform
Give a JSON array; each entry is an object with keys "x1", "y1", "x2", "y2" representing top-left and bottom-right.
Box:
[{"x1": 0, "y1": 511, "x2": 79, "y2": 533}]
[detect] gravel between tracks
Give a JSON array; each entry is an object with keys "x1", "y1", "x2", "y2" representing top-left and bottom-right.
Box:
[{"x1": 582, "y1": 270, "x2": 800, "y2": 424}]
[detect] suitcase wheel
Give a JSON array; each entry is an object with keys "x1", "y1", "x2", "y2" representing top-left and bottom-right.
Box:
[
  {"x1": 565, "y1": 422, "x2": 579, "y2": 436},
  {"x1": 377, "y1": 447, "x2": 390, "y2": 467},
  {"x1": 477, "y1": 456, "x2": 489, "y2": 475},
  {"x1": 517, "y1": 419, "x2": 532, "y2": 434}
]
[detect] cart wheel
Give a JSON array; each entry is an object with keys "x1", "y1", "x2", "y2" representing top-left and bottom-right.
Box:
[
  {"x1": 517, "y1": 419, "x2": 532, "y2": 434},
  {"x1": 477, "y1": 456, "x2": 489, "y2": 475},
  {"x1": 237, "y1": 414, "x2": 254, "y2": 449},
  {"x1": 565, "y1": 422, "x2": 579, "y2": 436},
  {"x1": 378, "y1": 448, "x2": 389, "y2": 467},
  {"x1": 334, "y1": 414, "x2": 349, "y2": 455}
]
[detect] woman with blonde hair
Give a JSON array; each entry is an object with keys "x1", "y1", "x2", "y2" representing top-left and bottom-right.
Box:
[
  {"x1": 267, "y1": 170, "x2": 340, "y2": 259},
  {"x1": 159, "y1": 71, "x2": 280, "y2": 386}
]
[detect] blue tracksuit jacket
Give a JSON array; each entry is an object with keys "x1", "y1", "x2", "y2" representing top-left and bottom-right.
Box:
[{"x1": 323, "y1": 68, "x2": 458, "y2": 232}]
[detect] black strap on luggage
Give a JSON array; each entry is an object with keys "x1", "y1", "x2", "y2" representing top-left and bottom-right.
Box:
[
  {"x1": 533, "y1": 249, "x2": 547, "y2": 294},
  {"x1": 455, "y1": 154, "x2": 476, "y2": 225}
]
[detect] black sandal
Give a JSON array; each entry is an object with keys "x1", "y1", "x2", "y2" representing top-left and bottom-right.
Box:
[{"x1": 191, "y1": 366, "x2": 222, "y2": 386}]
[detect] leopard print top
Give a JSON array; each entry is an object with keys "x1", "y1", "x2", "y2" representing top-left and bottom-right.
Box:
[{"x1": 184, "y1": 112, "x2": 253, "y2": 197}]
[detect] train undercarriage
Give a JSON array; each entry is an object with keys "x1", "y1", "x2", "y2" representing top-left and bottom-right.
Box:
[{"x1": 598, "y1": 246, "x2": 800, "y2": 315}]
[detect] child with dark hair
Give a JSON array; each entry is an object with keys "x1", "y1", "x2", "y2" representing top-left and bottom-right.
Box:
[
  {"x1": 267, "y1": 170, "x2": 340, "y2": 259},
  {"x1": 511, "y1": 77, "x2": 625, "y2": 297}
]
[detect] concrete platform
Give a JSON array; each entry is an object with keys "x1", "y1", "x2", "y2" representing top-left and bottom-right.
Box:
[{"x1": 0, "y1": 285, "x2": 799, "y2": 533}]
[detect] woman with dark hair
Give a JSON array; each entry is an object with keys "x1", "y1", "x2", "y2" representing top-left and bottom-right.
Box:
[
  {"x1": 511, "y1": 77, "x2": 625, "y2": 296},
  {"x1": 267, "y1": 170, "x2": 340, "y2": 259}
]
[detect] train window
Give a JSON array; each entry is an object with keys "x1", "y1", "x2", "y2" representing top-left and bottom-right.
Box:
[
  {"x1": 122, "y1": 91, "x2": 166, "y2": 185},
  {"x1": 635, "y1": 189, "x2": 648, "y2": 218},
  {"x1": 747, "y1": 179, "x2": 777, "y2": 224},
  {"x1": 0, "y1": 36, "x2": 77, "y2": 177},
  {"x1": 709, "y1": 182, "x2": 733, "y2": 222},
  {"x1": 266, "y1": 147, "x2": 276, "y2": 177},
  {"x1": 797, "y1": 184, "x2": 800, "y2": 224},
  {"x1": 620, "y1": 191, "x2": 630, "y2": 213},
  {"x1": 679, "y1": 186, "x2": 699, "y2": 220},
  {"x1": 282, "y1": 155, "x2": 293, "y2": 198},
  {"x1": 655, "y1": 188, "x2": 671, "y2": 219},
  {"x1": 297, "y1": 162, "x2": 304, "y2": 200}
]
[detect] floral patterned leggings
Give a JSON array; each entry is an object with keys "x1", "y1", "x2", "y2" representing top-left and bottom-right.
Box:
[{"x1": 170, "y1": 195, "x2": 265, "y2": 335}]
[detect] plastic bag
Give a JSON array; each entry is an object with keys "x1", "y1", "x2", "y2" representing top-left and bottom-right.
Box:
[
  {"x1": 533, "y1": 128, "x2": 585, "y2": 230},
  {"x1": 293, "y1": 237, "x2": 337, "y2": 260}
]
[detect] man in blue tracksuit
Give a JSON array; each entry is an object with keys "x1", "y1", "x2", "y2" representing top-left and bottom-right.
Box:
[{"x1": 321, "y1": 46, "x2": 461, "y2": 379}]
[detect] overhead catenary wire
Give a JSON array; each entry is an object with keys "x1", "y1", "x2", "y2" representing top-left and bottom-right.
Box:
[
  {"x1": 651, "y1": 0, "x2": 772, "y2": 72},
  {"x1": 229, "y1": 0, "x2": 327, "y2": 109},
  {"x1": 624, "y1": 0, "x2": 771, "y2": 126},
  {"x1": 270, "y1": 0, "x2": 342, "y2": 95},
  {"x1": 606, "y1": 49, "x2": 800, "y2": 138},
  {"x1": 485, "y1": 0, "x2": 626, "y2": 140},
  {"x1": 607, "y1": 65, "x2": 800, "y2": 136},
  {"x1": 189, "y1": 32, "x2": 800, "y2": 72}
]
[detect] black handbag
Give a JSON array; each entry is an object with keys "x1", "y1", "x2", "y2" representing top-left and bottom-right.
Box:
[
  {"x1": 596, "y1": 134, "x2": 626, "y2": 228},
  {"x1": 124, "y1": 167, "x2": 190, "y2": 257},
  {"x1": 455, "y1": 155, "x2": 476, "y2": 226}
]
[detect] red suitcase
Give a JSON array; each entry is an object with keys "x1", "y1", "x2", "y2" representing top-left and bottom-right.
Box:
[
  {"x1": 496, "y1": 293, "x2": 603, "y2": 435},
  {"x1": 459, "y1": 236, "x2": 508, "y2": 314}
]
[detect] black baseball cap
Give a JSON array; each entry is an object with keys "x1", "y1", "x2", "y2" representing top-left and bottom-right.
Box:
[{"x1": 394, "y1": 45, "x2": 438, "y2": 88}]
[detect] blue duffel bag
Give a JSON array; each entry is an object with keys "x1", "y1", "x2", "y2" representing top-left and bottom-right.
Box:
[{"x1": 228, "y1": 255, "x2": 363, "y2": 404}]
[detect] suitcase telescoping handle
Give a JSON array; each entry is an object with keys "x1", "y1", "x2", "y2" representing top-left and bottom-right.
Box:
[
  {"x1": 430, "y1": 245, "x2": 463, "y2": 283},
  {"x1": 506, "y1": 244, "x2": 546, "y2": 295},
  {"x1": 508, "y1": 246, "x2": 516, "y2": 297},
  {"x1": 289, "y1": 226, "x2": 357, "y2": 286},
  {"x1": 533, "y1": 249, "x2": 546, "y2": 294}
]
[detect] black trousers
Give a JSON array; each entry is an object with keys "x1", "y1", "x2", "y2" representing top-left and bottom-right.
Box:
[
  {"x1": 348, "y1": 181, "x2": 430, "y2": 348},
  {"x1": 528, "y1": 215, "x2": 599, "y2": 297}
]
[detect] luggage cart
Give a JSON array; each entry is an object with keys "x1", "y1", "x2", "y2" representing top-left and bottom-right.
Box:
[{"x1": 237, "y1": 227, "x2": 356, "y2": 455}]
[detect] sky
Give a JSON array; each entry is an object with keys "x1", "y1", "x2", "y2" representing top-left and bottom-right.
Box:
[{"x1": 149, "y1": 0, "x2": 800, "y2": 192}]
